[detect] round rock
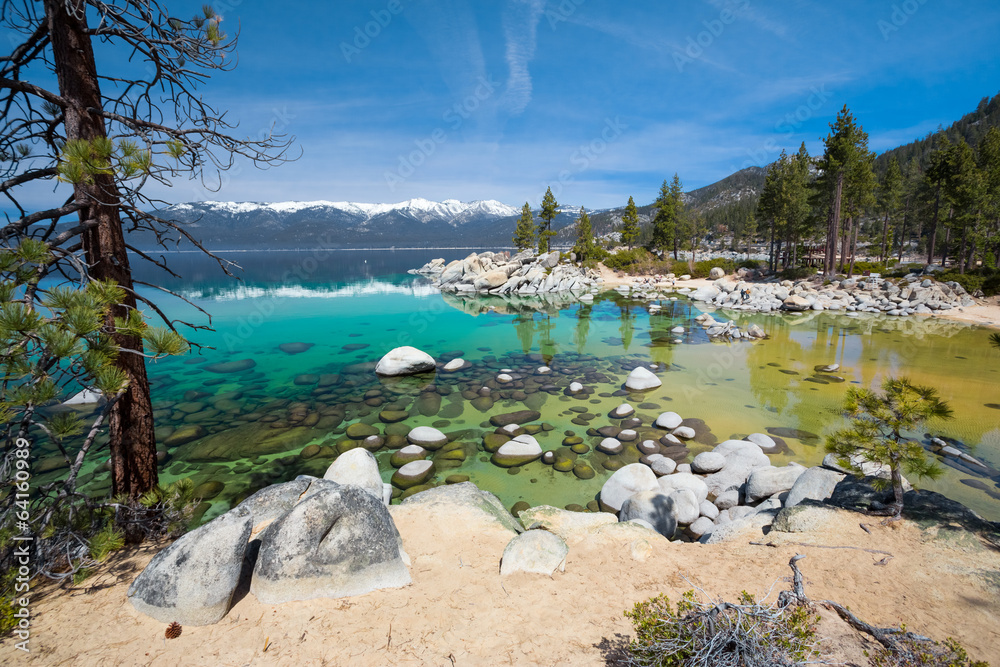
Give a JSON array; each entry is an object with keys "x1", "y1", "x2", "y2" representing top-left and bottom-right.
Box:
[
  {"x1": 691, "y1": 452, "x2": 726, "y2": 474},
  {"x1": 671, "y1": 426, "x2": 696, "y2": 440},
  {"x1": 600, "y1": 463, "x2": 660, "y2": 512},
  {"x1": 407, "y1": 426, "x2": 448, "y2": 449},
  {"x1": 492, "y1": 434, "x2": 543, "y2": 468},
  {"x1": 746, "y1": 433, "x2": 777, "y2": 451},
  {"x1": 391, "y1": 460, "x2": 435, "y2": 489},
  {"x1": 597, "y1": 437, "x2": 623, "y2": 454},
  {"x1": 655, "y1": 412, "x2": 683, "y2": 430},
  {"x1": 375, "y1": 346, "x2": 436, "y2": 376},
  {"x1": 625, "y1": 367, "x2": 661, "y2": 391},
  {"x1": 611, "y1": 403, "x2": 634, "y2": 418}
]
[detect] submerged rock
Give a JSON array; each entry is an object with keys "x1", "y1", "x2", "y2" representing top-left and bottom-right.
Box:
[
  {"x1": 204, "y1": 359, "x2": 256, "y2": 374},
  {"x1": 492, "y1": 434, "x2": 543, "y2": 468}
]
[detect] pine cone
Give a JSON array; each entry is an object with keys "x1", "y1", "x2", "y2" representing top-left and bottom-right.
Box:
[{"x1": 165, "y1": 622, "x2": 182, "y2": 639}]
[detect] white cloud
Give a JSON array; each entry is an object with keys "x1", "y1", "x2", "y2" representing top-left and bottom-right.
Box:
[{"x1": 500, "y1": 0, "x2": 545, "y2": 116}]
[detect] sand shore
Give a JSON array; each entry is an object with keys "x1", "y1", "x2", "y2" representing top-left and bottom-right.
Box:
[{"x1": 8, "y1": 502, "x2": 998, "y2": 665}]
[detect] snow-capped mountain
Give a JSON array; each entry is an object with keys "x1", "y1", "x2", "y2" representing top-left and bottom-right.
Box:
[
  {"x1": 170, "y1": 198, "x2": 520, "y2": 225},
  {"x1": 146, "y1": 198, "x2": 527, "y2": 250}
]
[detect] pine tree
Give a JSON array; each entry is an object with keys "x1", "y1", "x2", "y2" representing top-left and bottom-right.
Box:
[
  {"x1": 878, "y1": 157, "x2": 904, "y2": 266},
  {"x1": 757, "y1": 154, "x2": 784, "y2": 272},
  {"x1": 978, "y1": 127, "x2": 1000, "y2": 267},
  {"x1": 538, "y1": 187, "x2": 558, "y2": 253},
  {"x1": 816, "y1": 106, "x2": 873, "y2": 275},
  {"x1": 924, "y1": 138, "x2": 953, "y2": 265},
  {"x1": 667, "y1": 174, "x2": 684, "y2": 259},
  {"x1": 826, "y1": 377, "x2": 952, "y2": 520},
  {"x1": 573, "y1": 207, "x2": 597, "y2": 261},
  {"x1": 651, "y1": 180, "x2": 674, "y2": 251},
  {"x1": 1, "y1": 0, "x2": 290, "y2": 538},
  {"x1": 513, "y1": 202, "x2": 535, "y2": 250},
  {"x1": 620, "y1": 196, "x2": 640, "y2": 249}
]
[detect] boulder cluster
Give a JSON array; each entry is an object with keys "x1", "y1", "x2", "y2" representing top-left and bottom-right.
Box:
[
  {"x1": 594, "y1": 412, "x2": 863, "y2": 543},
  {"x1": 412, "y1": 250, "x2": 602, "y2": 295},
  {"x1": 128, "y1": 449, "x2": 409, "y2": 626},
  {"x1": 689, "y1": 273, "x2": 975, "y2": 316}
]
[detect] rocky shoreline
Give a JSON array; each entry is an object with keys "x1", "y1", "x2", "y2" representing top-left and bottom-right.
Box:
[
  {"x1": 124, "y1": 345, "x2": 999, "y2": 628},
  {"x1": 683, "y1": 271, "x2": 975, "y2": 316},
  {"x1": 412, "y1": 250, "x2": 602, "y2": 294},
  {"x1": 413, "y1": 253, "x2": 982, "y2": 321}
]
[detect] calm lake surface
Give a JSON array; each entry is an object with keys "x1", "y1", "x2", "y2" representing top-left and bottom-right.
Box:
[{"x1": 46, "y1": 250, "x2": 1000, "y2": 522}]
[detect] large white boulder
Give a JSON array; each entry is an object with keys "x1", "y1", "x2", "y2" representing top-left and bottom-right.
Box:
[
  {"x1": 323, "y1": 449, "x2": 383, "y2": 501},
  {"x1": 128, "y1": 506, "x2": 252, "y2": 626},
  {"x1": 619, "y1": 491, "x2": 677, "y2": 538},
  {"x1": 664, "y1": 488, "x2": 700, "y2": 524},
  {"x1": 375, "y1": 346, "x2": 436, "y2": 376},
  {"x1": 745, "y1": 463, "x2": 806, "y2": 503},
  {"x1": 657, "y1": 472, "x2": 709, "y2": 504},
  {"x1": 600, "y1": 463, "x2": 660, "y2": 512},
  {"x1": 625, "y1": 367, "x2": 661, "y2": 391},
  {"x1": 250, "y1": 485, "x2": 410, "y2": 604}
]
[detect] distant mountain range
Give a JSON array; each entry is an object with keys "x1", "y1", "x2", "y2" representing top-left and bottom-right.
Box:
[
  {"x1": 142, "y1": 197, "x2": 589, "y2": 250},
  {"x1": 137, "y1": 92, "x2": 999, "y2": 250}
]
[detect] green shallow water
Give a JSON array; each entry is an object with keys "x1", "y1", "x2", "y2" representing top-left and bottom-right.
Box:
[{"x1": 36, "y1": 251, "x2": 1000, "y2": 522}]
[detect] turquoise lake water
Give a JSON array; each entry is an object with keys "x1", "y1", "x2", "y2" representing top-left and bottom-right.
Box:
[{"x1": 40, "y1": 250, "x2": 1000, "y2": 522}]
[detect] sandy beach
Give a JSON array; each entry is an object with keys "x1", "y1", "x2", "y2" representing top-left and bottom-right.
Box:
[{"x1": 9, "y1": 501, "x2": 999, "y2": 666}]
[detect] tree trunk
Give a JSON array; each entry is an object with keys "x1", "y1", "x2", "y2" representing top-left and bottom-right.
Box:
[
  {"x1": 768, "y1": 218, "x2": 776, "y2": 272},
  {"x1": 940, "y1": 215, "x2": 951, "y2": 268},
  {"x1": 927, "y1": 185, "x2": 941, "y2": 265},
  {"x1": 889, "y1": 457, "x2": 905, "y2": 520},
  {"x1": 826, "y1": 172, "x2": 844, "y2": 275},
  {"x1": 839, "y1": 214, "x2": 852, "y2": 273},
  {"x1": 897, "y1": 195, "x2": 910, "y2": 263},
  {"x1": 848, "y1": 219, "x2": 860, "y2": 277},
  {"x1": 880, "y1": 210, "x2": 890, "y2": 263},
  {"x1": 958, "y1": 224, "x2": 968, "y2": 275},
  {"x1": 45, "y1": 0, "x2": 158, "y2": 511}
]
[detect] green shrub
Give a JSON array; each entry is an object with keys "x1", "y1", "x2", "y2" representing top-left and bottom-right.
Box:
[
  {"x1": 0, "y1": 568, "x2": 18, "y2": 634},
  {"x1": 738, "y1": 259, "x2": 765, "y2": 270},
  {"x1": 868, "y1": 635, "x2": 989, "y2": 666},
  {"x1": 778, "y1": 266, "x2": 816, "y2": 281},
  {"x1": 852, "y1": 259, "x2": 897, "y2": 274},
  {"x1": 603, "y1": 248, "x2": 671, "y2": 275},
  {"x1": 623, "y1": 590, "x2": 818, "y2": 666},
  {"x1": 938, "y1": 271, "x2": 984, "y2": 295},
  {"x1": 689, "y1": 258, "x2": 737, "y2": 278},
  {"x1": 887, "y1": 263, "x2": 923, "y2": 278},
  {"x1": 983, "y1": 275, "x2": 1000, "y2": 297}
]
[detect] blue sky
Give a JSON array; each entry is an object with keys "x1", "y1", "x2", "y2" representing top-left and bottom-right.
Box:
[{"x1": 17, "y1": 0, "x2": 1000, "y2": 210}]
